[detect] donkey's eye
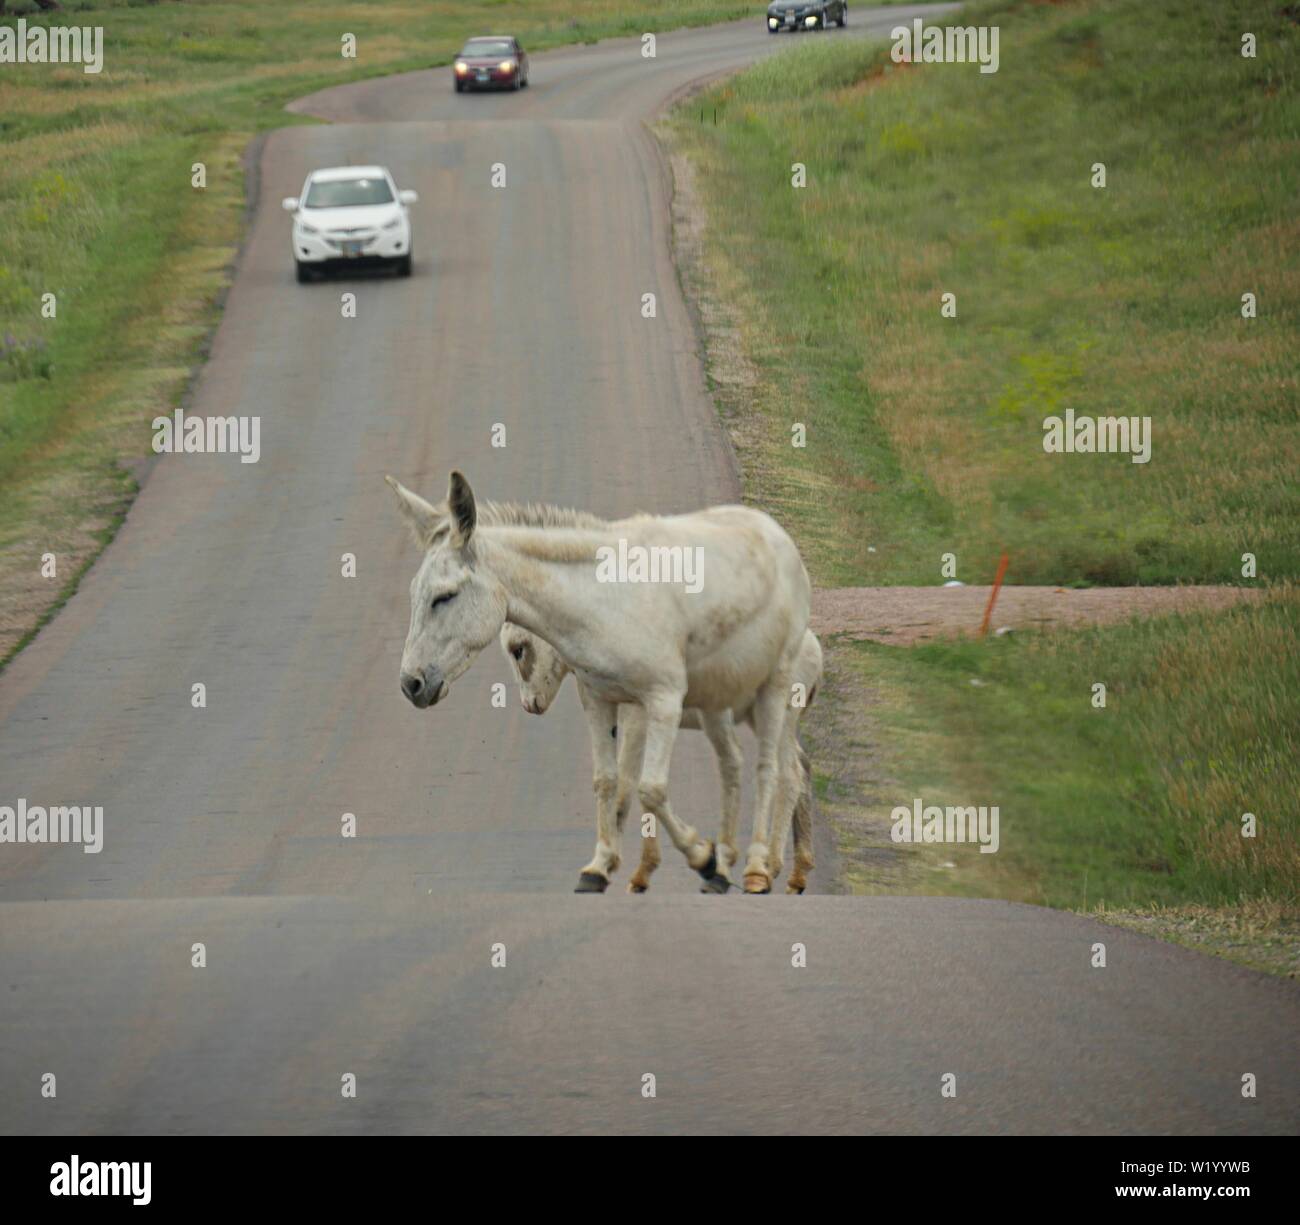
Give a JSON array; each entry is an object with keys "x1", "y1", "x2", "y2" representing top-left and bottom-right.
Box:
[
  {"x1": 510, "y1": 645, "x2": 525, "y2": 662},
  {"x1": 430, "y1": 592, "x2": 456, "y2": 612}
]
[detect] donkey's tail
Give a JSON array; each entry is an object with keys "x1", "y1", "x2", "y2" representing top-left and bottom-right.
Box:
[{"x1": 791, "y1": 740, "x2": 815, "y2": 870}]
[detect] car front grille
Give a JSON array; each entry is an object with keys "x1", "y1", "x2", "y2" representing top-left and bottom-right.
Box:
[{"x1": 326, "y1": 231, "x2": 376, "y2": 249}]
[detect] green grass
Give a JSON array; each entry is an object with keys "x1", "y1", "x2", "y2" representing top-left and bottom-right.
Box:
[
  {"x1": 668, "y1": 0, "x2": 1300, "y2": 588},
  {"x1": 836, "y1": 586, "x2": 1299, "y2": 911}
]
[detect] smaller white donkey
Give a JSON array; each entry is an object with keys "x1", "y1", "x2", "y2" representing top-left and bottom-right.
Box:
[{"x1": 501, "y1": 622, "x2": 823, "y2": 893}]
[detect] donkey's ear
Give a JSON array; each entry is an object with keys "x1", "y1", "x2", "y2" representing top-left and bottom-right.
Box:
[
  {"x1": 385, "y1": 475, "x2": 441, "y2": 548},
  {"x1": 447, "y1": 469, "x2": 477, "y2": 547}
]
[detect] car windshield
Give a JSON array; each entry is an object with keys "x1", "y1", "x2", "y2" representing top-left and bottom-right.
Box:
[
  {"x1": 303, "y1": 177, "x2": 393, "y2": 209},
  {"x1": 461, "y1": 41, "x2": 513, "y2": 58}
]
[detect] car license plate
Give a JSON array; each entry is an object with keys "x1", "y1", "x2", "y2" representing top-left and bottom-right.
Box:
[
  {"x1": 342, "y1": 241, "x2": 362, "y2": 257},
  {"x1": 476, "y1": 70, "x2": 489, "y2": 82}
]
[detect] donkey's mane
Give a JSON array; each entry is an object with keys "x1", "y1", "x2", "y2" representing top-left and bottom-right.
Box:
[
  {"x1": 477, "y1": 500, "x2": 614, "y2": 532},
  {"x1": 470, "y1": 499, "x2": 644, "y2": 565}
]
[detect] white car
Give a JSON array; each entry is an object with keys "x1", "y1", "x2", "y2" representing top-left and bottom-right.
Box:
[{"x1": 282, "y1": 165, "x2": 417, "y2": 282}]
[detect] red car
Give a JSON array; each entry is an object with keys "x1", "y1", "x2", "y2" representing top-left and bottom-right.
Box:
[{"x1": 453, "y1": 36, "x2": 530, "y2": 92}]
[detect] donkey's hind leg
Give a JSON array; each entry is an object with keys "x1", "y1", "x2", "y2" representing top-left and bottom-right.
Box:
[
  {"x1": 617, "y1": 707, "x2": 660, "y2": 893},
  {"x1": 785, "y1": 634, "x2": 822, "y2": 893},
  {"x1": 741, "y1": 678, "x2": 792, "y2": 893},
  {"x1": 765, "y1": 725, "x2": 801, "y2": 888},
  {"x1": 699, "y1": 709, "x2": 742, "y2": 892},
  {"x1": 786, "y1": 744, "x2": 815, "y2": 894}
]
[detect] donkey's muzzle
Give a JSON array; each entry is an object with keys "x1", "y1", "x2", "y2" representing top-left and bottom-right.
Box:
[{"x1": 400, "y1": 666, "x2": 446, "y2": 709}]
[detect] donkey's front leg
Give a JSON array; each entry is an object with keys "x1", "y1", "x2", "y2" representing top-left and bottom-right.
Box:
[
  {"x1": 637, "y1": 697, "x2": 728, "y2": 889},
  {"x1": 616, "y1": 706, "x2": 659, "y2": 893},
  {"x1": 575, "y1": 685, "x2": 622, "y2": 893}
]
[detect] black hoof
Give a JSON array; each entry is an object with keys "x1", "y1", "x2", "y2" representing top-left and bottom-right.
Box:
[
  {"x1": 699, "y1": 874, "x2": 733, "y2": 894},
  {"x1": 694, "y1": 843, "x2": 719, "y2": 881},
  {"x1": 574, "y1": 871, "x2": 609, "y2": 893}
]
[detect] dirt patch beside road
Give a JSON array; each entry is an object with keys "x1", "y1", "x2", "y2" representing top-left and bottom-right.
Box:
[{"x1": 812, "y1": 584, "x2": 1264, "y2": 647}]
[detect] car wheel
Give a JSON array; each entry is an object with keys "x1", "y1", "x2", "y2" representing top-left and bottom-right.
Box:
[
  {"x1": 840, "y1": 5, "x2": 848, "y2": 26},
  {"x1": 454, "y1": 80, "x2": 464, "y2": 93},
  {"x1": 295, "y1": 261, "x2": 312, "y2": 284},
  {"x1": 521, "y1": 73, "x2": 529, "y2": 88},
  {"x1": 398, "y1": 254, "x2": 412, "y2": 277}
]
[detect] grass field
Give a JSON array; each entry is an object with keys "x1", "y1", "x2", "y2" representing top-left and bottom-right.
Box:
[
  {"x1": 667, "y1": 0, "x2": 1299, "y2": 967},
  {"x1": 820, "y1": 587, "x2": 1299, "y2": 911},
  {"x1": 805, "y1": 585, "x2": 1300, "y2": 974},
  {"x1": 0, "y1": 0, "x2": 763, "y2": 663},
  {"x1": 669, "y1": 0, "x2": 1299, "y2": 589}
]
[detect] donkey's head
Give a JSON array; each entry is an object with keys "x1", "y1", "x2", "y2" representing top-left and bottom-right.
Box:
[
  {"x1": 499, "y1": 624, "x2": 570, "y2": 715},
  {"x1": 387, "y1": 471, "x2": 507, "y2": 709}
]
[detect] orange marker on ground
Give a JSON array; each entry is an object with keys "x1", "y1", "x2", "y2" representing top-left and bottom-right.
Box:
[{"x1": 979, "y1": 551, "x2": 1010, "y2": 638}]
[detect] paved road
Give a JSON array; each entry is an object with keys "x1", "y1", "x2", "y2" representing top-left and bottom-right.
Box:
[{"x1": 2, "y1": 9, "x2": 1296, "y2": 1135}]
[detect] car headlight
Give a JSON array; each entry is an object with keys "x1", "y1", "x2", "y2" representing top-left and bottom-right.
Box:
[
  {"x1": 806, "y1": 15, "x2": 818, "y2": 26},
  {"x1": 454, "y1": 61, "x2": 468, "y2": 74},
  {"x1": 500, "y1": 60, "x2": 515, "y2": 72},
  {"x1": 296, "y1": 221, "x2": 320, "y2": 236},
  {"x1": 769, "y1": 16, "x2": 778, "y2": 26},
  {"x1": 382, "y1": 217, "x2": 402, "y2": 231}
]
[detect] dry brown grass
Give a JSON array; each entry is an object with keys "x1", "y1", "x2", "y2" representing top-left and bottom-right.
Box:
[{"x1": 1092, "y1": 899, "x2": 1300, "y2": 978}]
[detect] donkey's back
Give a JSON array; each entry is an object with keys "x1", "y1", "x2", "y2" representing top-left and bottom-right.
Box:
[{"x1": 647, "y1": 506, "x2": 810, "y2": 711}]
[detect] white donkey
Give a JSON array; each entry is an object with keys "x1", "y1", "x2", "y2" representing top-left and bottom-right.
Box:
[
  {"x1": 387, "y1": 470, "x2": 811, "y2": 893},
  {"x1": 500, "y1": 621, "x2": 823, "y2": 893}
]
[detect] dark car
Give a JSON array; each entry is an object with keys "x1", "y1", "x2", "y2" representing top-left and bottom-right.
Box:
[
  {"x1": 453, "y1": 36, "x2": 530, "y2": 91},
  {"x1": 766, "y1": 1, "x2": 847, "y2": 33}
]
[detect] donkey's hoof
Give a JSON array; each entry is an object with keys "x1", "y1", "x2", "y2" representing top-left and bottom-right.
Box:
[
  {"x1": 700, "y1": 873, "x2": 733, "y2": 894},
  {"x1": 692, "y1": 841, "x2": 719, "y2": 880},
  {"x1": 627, "y1": 880, "x2": 649, "y2": 894},
  {"x1": 575, "y1": 871, "x2": 609, "y2": 893},
  {"x1": 743, "y1": 872, "x2": 772, "y2": 894},
  {"x1": 785, "y1": 883, "x2": 806, "y2": 895}
]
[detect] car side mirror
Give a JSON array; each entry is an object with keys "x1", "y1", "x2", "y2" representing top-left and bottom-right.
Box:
[
  {"x1": 399, "y1": 190, "x2": 418, "y2": 205},
  {"x1": 281, "y1": 197, "x2": 299, "y2": 213}
]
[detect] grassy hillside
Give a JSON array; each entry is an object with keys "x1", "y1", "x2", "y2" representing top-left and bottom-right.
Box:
[
  {"x1": 667, "y1": 0, "x2": 1299, "y2": 967},
  {"x1": 669, "y1": 0, "x2": 1299, "y2": 588}
]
